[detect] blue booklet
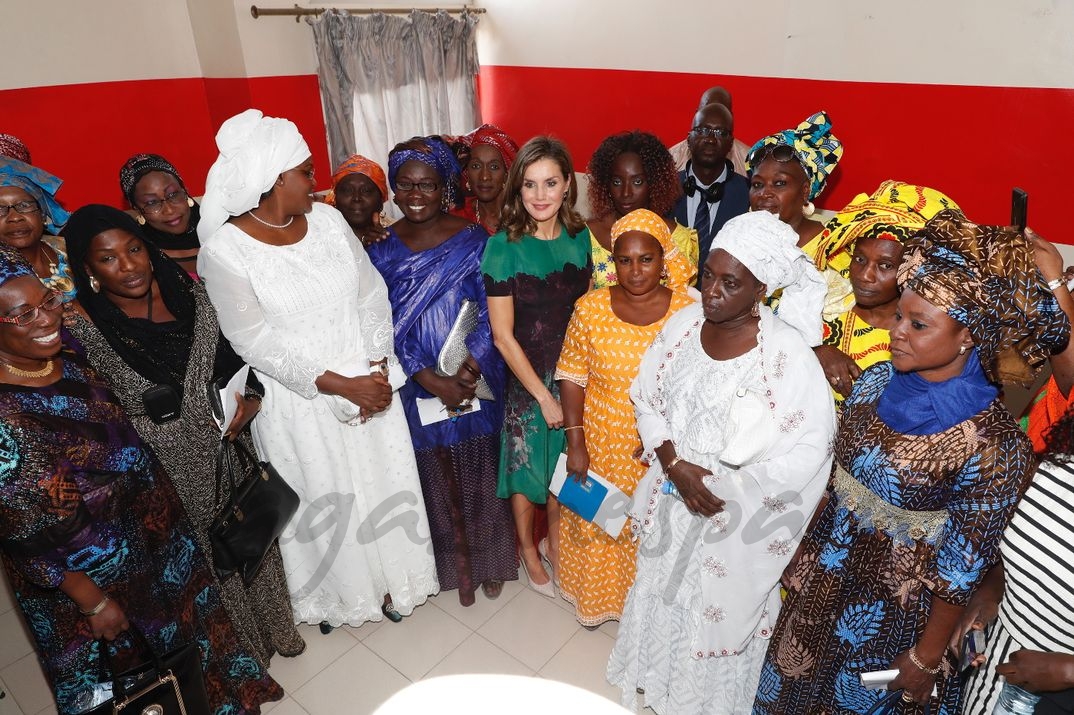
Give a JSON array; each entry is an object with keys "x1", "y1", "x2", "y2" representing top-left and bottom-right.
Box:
[{"x1": 548, "y1": 454, "x2": 630, "y2": 536}]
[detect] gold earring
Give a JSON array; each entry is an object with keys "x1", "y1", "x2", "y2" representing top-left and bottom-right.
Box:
[
  {"x1": 89, "y1": 276, "x2": 100, "y2": 293},
  {"x1": 751, "y1": 301, "x2": 760, "y2": 317},
  {"x1": 135, "y1": 214, "x2": 146, "y2": 226},
  {"x1": 186, "y1": 197, "x2": 195, "y2": 208}
]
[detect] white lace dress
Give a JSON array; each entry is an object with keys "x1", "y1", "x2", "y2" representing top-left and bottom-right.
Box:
[
  {"x1": 199, "y1": 203, "x2": 439, "y2": 627},
  {"x1": 607, "y1": 304, "x2": 834, "y2": 714}
]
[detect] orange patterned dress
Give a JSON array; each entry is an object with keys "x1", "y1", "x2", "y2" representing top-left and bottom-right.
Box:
[{"x1": 554, "y1": 287, "x2": 695, "y2": 625}]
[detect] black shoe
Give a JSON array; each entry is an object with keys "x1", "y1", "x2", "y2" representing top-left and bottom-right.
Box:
[
  {"x1": 319, "y1": 621, "x2": 334, "y2": 635},
  {"x1": 381, "y1": 601, "x2": 403, "y2": 623}
]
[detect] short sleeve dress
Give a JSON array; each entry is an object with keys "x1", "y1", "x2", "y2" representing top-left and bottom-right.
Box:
[{"x1": 481, "y1": 226, "x2": 592, "y2": 502}]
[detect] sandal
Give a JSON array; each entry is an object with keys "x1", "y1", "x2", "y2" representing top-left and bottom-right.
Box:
[
  {"x1": 481, "y1": 580, "x2": 504, "y2": 600},
  {"x1": 381, "y1": 598, "x2": 403, "y2": 623}
]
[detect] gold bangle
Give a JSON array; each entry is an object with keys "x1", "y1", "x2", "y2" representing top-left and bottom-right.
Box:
[
  {"x1": 907, "y1": 645, "x2": 941, "y2": 675},
  {"x1": 665, "y1": 456, "x2": 683, "y2": 474},
  {"x1": 563, "y1": 425, "x2": 583, "y2": 432},
  {"x1": 79, "y1": 595, "x2": 110, "y2": 617}
]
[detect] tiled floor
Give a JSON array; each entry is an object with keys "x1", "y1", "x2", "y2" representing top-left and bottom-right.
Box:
[{"x1": 0, "y1": 567, "x2": 628, "y2": 714}]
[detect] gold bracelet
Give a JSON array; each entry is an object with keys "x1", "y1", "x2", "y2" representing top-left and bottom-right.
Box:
[
  {"x1": 907, "y1": 645, "x2": 941, "y2": 675},
  {"x1": 563, "y1": 425, "x2": 583, "y2": 432},
  {"x1": 79, "y1": 595, "x2": 110, "y2": 617},
  {"x1": 665, "y1": 456, "x2": 683, "y2": 474}
]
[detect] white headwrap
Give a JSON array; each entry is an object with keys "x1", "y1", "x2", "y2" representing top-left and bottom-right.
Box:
[
  {"x1": 710, "y1": 211, "x2": 827, "y2": 345},
  {"x1": 197, "y1": 109, "x2": 311, "y2": 245}
]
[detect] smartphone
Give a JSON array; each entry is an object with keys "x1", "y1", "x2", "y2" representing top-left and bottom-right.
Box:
[
  {"x1": 1012, "y1": 188, "x2": 1028, "y2": 233},
  {"x1": 960, "y1": 629, "x2": 986, "y2": 671}
]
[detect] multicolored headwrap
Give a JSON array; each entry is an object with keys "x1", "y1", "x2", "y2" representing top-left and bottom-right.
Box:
[
  {"x1": 326, "y1": 155, "x2": 388, "y2": 206},
  {"x1": 387, "y1": 137, "x2": 462, "y2": 207},
  {"x1": 119, "y1": 153, "x2": 185, "y2": 205},
  {"x1": 745, "y1": 111, "x2": 843, "y2": 201},
  {"x1": 899, "y1": 209, "x2": 1070, "y2": 386},
  {"x1": 0, "y1": 135, "x2": 30, "y2": 164},
  {"x1": 813, "y1": 180, "x2": 961, "y2": 272},
  {"x1": 0, "y1": 242, "x2": 37, "y2": 286},
  {"x1": 711, "y1": 211, "x2": 828, "y2": 345},
  {"x1": 198, "y1": 109, "x2": 311, "y2": 245},
  {"x1": 463, "y1": 124, "x2": 519, "y2": 169},
  {"x1": 0, "y1": 156, "x2": 69, "y2": 234}
]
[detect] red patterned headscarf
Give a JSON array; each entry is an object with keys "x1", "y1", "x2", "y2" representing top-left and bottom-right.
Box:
[
  {"x1": 326, "y1": 154, "x2": 388, "y2": 205},
  {"x1": 463, "y1": 124, "x2": 519, "y2": 169},
  {"x1": 0, "y1": 134, "x2": 30, "y2": 164}
]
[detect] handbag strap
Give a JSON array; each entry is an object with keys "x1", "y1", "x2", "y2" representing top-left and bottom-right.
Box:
[
  {"x1": 213, "y1": 437, "x2": 237, "y2": 509},
  {"x1": 96, "y1": 624, "x2": 164, "y2": 702}
]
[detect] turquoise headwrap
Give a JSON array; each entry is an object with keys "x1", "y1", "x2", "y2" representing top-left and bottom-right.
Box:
[
  {"x1": 745, "y1": 111, "x2": 843, "y2": 201},
  {"x1": 0, "y1": 157, "x2": 70, "y2": 233}
]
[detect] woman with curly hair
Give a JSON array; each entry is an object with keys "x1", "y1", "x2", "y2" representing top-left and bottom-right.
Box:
[{"x1": 586, "y1": 131, "x2": 698, "y2": 291}]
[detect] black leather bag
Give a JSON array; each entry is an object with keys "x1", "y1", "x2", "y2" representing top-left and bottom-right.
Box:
[
  {"x1": 85, "y1": 626, "x2": 209, "y2": 715},
  {"x1": 209, "y1": 437, "x2": 299, "y2": 585}
]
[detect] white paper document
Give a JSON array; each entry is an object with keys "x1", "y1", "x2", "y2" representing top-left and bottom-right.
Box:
[
  {"x1": 549, "y1": 453, "x2": 631, "y2": 538},
  {"x1": 216, "y1": 364, "x2": 250, "y2": 434},
  {"x1": 416, "y1": 396, "x2": 482, "y2": 426}
]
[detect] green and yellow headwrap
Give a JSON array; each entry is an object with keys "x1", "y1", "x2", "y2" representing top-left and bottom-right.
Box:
[{"x1": 745, "y1": 111, "x2": 843, "y2": 201}]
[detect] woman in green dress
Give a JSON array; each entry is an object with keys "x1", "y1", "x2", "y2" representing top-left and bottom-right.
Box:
[{"x1": 481, "y1": 136, "x2": 592, "y2": 597}]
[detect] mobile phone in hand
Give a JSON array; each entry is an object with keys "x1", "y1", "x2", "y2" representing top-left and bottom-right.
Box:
[
  {"x1": 1012, "y1": 188, "x2": 1028, "y2": 233},
  {"x1": 960, "y1": 629, "x2": 986, "y2": 671}
]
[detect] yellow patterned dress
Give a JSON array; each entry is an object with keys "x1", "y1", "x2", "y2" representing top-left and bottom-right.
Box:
[
  {"x1": 822, "y1": 309, "x2": 891, "y2": 404},
  {"x1": 554, "y1": 287, "x2": 696, "y2": 625}
]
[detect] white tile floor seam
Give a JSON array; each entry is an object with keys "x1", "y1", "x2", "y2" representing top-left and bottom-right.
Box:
[{"x1": 0, "y1": 567, "x2": 632, "y2": 714}]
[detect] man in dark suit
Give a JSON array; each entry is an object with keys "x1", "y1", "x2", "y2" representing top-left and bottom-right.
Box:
[{"x1": 672, "y1": 103, "x2": 750, "y2": 286}]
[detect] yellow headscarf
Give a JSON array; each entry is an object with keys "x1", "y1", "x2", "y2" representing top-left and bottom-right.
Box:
[{"x1": 610, "y1": 209, "x2": 693, "y2": 293}]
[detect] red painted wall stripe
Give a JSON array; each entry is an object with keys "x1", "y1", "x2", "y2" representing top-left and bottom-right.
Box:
[
  {"x1": 1, "y1": 75, "x2": 330, "y2": 211},
  {"x1": 478, "y1": 65, "x2": 1074, "y2": 242}
]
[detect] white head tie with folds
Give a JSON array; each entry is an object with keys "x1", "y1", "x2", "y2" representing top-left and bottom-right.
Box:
[
  {"x1": 197, "y1": 108, "x2": 311, "y2": 245},
  {"x1": 709, "y1": 211, "x2": 827, "y2": 345}
]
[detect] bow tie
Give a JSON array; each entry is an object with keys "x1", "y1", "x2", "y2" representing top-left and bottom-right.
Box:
[{"x1": 683, "y1": 174, "x2": 725, "y2": 203}]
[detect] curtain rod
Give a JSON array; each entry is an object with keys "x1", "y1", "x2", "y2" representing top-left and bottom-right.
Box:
[{"x1": 250, "y1": 4, "x2": 486, "y2": 20}]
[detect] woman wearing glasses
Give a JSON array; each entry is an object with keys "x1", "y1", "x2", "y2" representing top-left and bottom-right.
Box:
[
  {"x1": 366, "y1": 137, "x2": 515, "y2": 607},
  {"x1": 0, "y1": 245, "x2": 284, "y2": 714},
  {"x1": 62, "y1": 204, "x2": 305, "y2": 664},
  {"x1": 119, "y1": 154, "x2": 201, "y2": 278},
  {"x1": 0, "y1": 157, "x2": 75, "y2": 300}
]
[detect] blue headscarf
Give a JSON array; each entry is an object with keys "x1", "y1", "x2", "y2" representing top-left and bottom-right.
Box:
[
  {"x1": 0, "y1": 242, "x2": 38, "y2": 286},
  {"x1": 387, "y1": 137, "x2": 461, "y2": 207},
  {"x1": 0, "y1": 157, "x2": 70, "y2": 234}
]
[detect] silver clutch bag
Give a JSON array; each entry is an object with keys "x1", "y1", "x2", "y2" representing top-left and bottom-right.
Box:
[{"x1": 437, "y1": 299, "x2": 495, "y2": 402}]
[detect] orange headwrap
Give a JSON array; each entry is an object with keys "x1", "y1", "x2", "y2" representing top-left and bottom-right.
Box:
[
  {"x1": 610, "y1": 208, "x2": 694, "y2": 293},
  {"x1": 326, "y1": 154, "x2": 388, "y2": 206}
]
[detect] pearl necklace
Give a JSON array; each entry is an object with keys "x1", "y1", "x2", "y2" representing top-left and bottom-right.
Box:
[
  {"x1": 4, "y1": 359, "x2": 53, "y2": 378},
  {"x1": 247, "y1": 210, "x2": 294, "y2": 229}
]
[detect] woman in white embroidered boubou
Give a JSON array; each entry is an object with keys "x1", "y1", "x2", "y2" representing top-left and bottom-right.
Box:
[
  {"x1": 197, "y1": 110, "x2": 438, "y2": 630},
  {"x1": 607, "y1": 211, "x2": 835, "y2": 714}
]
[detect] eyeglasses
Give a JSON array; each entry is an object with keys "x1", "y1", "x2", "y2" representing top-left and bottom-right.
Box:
[
  {"x1": 140, "y1": 189, "x2": 190, "y2": 215},
  {"x1": 395, "y1": 180, "x2": 439, "y2": 193},
  {"x1": 0, "y1": 200, "x2": 41, "y2": 218},
  {"x1": 690, "y1": 126, "x2": 731, "y2": 139},
  {"x1": 0, "y1": 290, "x2": 63, "y2": 327}
]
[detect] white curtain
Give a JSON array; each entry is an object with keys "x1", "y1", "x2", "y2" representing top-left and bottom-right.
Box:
[{"x1": 310, "y1": 9, "x2": 481, "y2": 180}]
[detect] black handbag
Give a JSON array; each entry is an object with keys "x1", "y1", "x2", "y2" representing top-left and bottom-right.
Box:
[
  {"x1": 209, "y1": 437, "x2": 299, "y2": 585},
  {"x1": 86, "y1": 626, "x2": 209, "y2": 715}
]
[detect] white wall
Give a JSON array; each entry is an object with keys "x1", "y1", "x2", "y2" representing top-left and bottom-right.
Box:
[
  {"x1": 473, "y1": 0, "x2": 1074, "y2": 87},
  {"x1": 0, "y1": 1, "x2": 201, "y2": 90}
]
